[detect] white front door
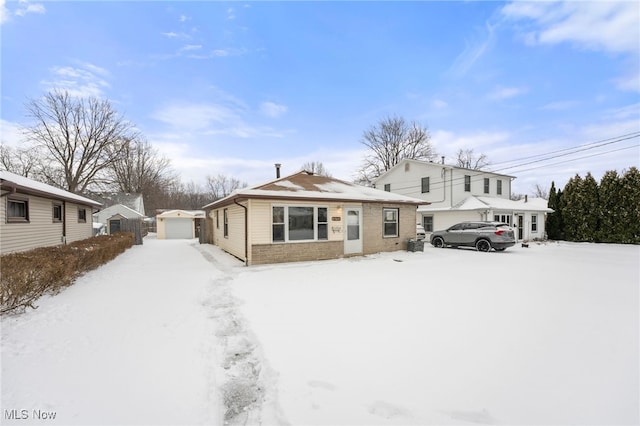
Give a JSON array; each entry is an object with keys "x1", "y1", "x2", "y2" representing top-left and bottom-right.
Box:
[{"x1": 344, "y1": 207, "x2": 363, "y2": 254}]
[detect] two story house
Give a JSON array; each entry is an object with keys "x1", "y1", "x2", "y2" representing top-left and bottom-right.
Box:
[{"x1": 373, "y1": 159, "x2": 553, "y2": 241}]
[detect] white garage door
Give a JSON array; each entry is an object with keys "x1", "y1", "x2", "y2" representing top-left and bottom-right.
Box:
[{"x1": 164, "y1": 218, "x2": 193, "y2": 239}]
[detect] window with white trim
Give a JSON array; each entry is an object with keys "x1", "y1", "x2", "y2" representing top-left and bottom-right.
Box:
[
  {"x1": 383, "y1": 208, "x2": 399, "y2": 237},
  {"x1": 223, "y1": 209, "x2": 229, "y2": 237},
  {"x1": 423, "y1": 215, "x2": 433, "y2": 232},
  {"x1": 484, "y1": 178, "x2": 490, "y2": 194},
  {"x1": 272, "y1": 205, "x2": 329, "y2": 242},
  {"x1": 464, "y1": 175, "x2": 471, "y2": 192},
  {"x1": 421, "y1": 177, "x2": 430, "y2": 193},
  {"x1": 78, "y1": 208, "x2": 87, "y2": 223},
  {"x1": 7, "y1": 196, "x2": 29, "y2": 222},
  {"x1": 53, "y1": 202, "x2": 63, "y2": 222},
  {"x1": 497, "y1": 179, "x2": 503, "y2": 195},
  {"x1": 531, "y1": 214, "x2": 538, "y2": 232}
]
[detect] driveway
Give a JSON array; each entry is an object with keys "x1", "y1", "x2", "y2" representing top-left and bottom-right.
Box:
[{"x1": 1, "y1": 237, "x2": 224, "y2": 425}]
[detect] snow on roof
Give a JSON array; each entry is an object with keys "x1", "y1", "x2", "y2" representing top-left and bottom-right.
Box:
[
  {"x1": 0, "y1": 170, "x2": 102, "y2": 207},
  {"x1": 418, "y1": 195, "x2": 553, "y2": 213},
  {"x1": 157, "y1": 209, "x2": 205, "y2": 218},
  {"x1": 203, "y1": 171, "x2": 427, "y2": 209}
]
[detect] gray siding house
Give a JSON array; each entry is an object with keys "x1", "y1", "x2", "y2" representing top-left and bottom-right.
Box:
[{"x1": 1, "y1": 171, "x2": 102, "y2": 254}]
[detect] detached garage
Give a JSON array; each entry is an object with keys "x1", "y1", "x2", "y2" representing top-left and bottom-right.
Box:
[{"x1": 157, "y1": 210, "x2": 204, "y2": 239}]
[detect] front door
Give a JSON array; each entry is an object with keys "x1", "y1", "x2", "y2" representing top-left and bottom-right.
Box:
[
  {"x1": 109, "y1": 219, "x2": 121, "y2": 234},
  {"x1": 516, "y1": 214, "x2": 524, "y2": 240},
  {"x1": 344, "y1": 207, "x2": 363, "y2": 254}
]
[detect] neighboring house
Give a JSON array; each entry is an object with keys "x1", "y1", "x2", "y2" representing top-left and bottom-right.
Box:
[
  {"x1": 156, "y1": 210, "x2": 205, "y2": 240},
  {"x1": 93, "y1": 204, "x2": 145, "y2": 235},
  {"x1": 374, "y1": 159, "x2": 552, "y2": 241},
  {"x1": 90, "y1": 192, "x2": 146, "y2": 216},
  {"x1": 202, "y1": 171, "x2": 426, "y2": 265},
  {"x1": 0, "y1": 171, "x2": 102, "y2": 254}
]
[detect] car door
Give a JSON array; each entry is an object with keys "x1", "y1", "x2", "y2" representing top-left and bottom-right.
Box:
[
  {"x1": 460, "y1": 223, "x2": 481, "y2": 245},
  {"x1": 445, "y1": 223, "x2": 465, "y2": 244}
]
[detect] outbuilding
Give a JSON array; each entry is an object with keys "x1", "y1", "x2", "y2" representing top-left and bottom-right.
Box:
[{"x1": 156, "y1": 209, "x2": 204, "y2": 239}]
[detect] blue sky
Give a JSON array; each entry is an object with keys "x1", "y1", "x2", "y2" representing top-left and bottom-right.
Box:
[{"x1": 1, "y1": 0, "x2": 639, "y2": 195}]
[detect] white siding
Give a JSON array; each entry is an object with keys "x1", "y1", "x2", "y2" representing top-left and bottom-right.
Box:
[
  {"x1": 248, "y1": 199, "x2": 344, "y2": 245},
  {"x1": 212, "y1": 203, "x2": 247, "y2": 261},
  {"x1": 374, "y1": 160, "x2": 512, "y2": 209},
  {"x1": 66, "y1": 203, "x2": 93, "y2": 244},
  {"x1": 1, "y1": 194, "x2": 93, "y2": 254}
]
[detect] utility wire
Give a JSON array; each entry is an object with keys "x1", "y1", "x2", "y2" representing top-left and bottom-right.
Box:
[{"x1": 379, "y1": 132, "x2": 639, "y2": 195}]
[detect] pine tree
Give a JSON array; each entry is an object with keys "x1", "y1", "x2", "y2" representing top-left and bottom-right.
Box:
[
  {"x1": 620, "y1": 167, "x2": 640, "y2": 243},
  {"x1": 562, "y1": 174, "x2": 583, "y2": 241},
  {"x1": 598, "y1": 170, "x2": 623, "y2": 242},
  {"x1": 546, "y1": 181, "x2": 563, "y2": 240},
  {"x1": 579, "y1": 172, "x2": 599, "y2": 241}
]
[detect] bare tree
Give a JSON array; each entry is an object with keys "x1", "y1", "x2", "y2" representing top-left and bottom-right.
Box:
[
  {"x1": 205, "y1": 174, "x2": 247, "y2": 201},
  {"x1": 301, "y1": 161, "x2": 331, "y2": 177},
  {"x1": 357, "y1": 116, "x2": 436, "y2": 185},
  {"x1": 455, "y1": 148, "x2": 490, "y2": 170},
  {"x1": 111, "y1": 138, "x2": 175, "y2": 194},
  {"x1": 23, "y1": 90, "x2": 137, "y2": 193},
  {"x1": 532, "y1": 183, "x2": 548, "y2": 199},
  {"x1": 0, "y1": 143, "x2": 39, "y2": 177}
]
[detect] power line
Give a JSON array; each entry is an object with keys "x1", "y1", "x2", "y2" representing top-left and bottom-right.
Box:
[{"x1": 377, "y1": 132, "x2": 639, "y2": 195}]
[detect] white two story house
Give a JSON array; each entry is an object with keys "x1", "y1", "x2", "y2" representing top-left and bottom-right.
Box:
[{"x1": 373, "y1": 159, "x2": 553, "y2": 241}]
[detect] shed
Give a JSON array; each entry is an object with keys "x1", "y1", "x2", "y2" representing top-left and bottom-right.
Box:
[{"x1": 156, "y1": 210, "x2": 205, "y2": 239}]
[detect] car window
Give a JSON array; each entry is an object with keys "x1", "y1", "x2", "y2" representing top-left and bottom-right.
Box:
[
  {"x1": 449, "y1": 224, "x2": 464, "y2": 231},
  {"x1": 463, "y1": 223, "x2": 481, "y2": 230}
]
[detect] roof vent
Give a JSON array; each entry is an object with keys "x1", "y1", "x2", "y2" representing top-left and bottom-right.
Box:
[{"x1": 275, "y1": 163, "x2": 281, "y2": 179}]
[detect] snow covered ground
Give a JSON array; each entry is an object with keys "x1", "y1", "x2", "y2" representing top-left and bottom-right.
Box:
[{"x1": 2, "y1": 237, "x2": 638, "y2": 425}]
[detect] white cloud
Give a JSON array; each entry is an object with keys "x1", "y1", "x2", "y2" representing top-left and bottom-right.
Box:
[
  {"x1": 487, "y1": 86, "x2": 528, "y2": 101},
  {"x1": 0, "y1": 0, "x2": 9, "y2": 24},
  {"x1": 260, "y1": 102, "x2": 288, "y2": 118},
  {"x1": 0, "y1": 119, "x2": 23, "y2": 146},
  {"x1": 14, "y1": 0, "x2": 45, "y2": 17},
  {"x1": 501, "y1": 1, "x2": 640, "y2": 54},
  {"x1": 431, "y1": 99, "x2": 449, "y2": 110},
  {"x1": 449, "y1": 21, "x2": 497, "y2": 77},
  {"x1": 41, "y1": 62, "x2": 111, "y2": 98},
  {"x1": 179, "y1": 14, "x2": 190, "y2": 23}
]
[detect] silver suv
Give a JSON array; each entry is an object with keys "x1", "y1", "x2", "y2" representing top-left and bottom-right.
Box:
[{"x1": 430, "y1": 221, "x2": 515, "y2": 252}]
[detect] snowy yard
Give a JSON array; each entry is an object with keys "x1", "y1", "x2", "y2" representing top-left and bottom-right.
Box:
[{"x1": 1, "y1": 237, "x2": 638, "y2": 425}]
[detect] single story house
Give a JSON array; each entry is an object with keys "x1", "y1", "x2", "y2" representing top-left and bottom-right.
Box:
[
  {"x1": 93, "y1": 204, "x2": 144, "y2": 235},
  {"x1": 418, "y1": 195, "x2": 553, "y2": 241},
  {"x1": 156, "y1": 209, "x2": 205, "y2": 240},
  {"x1": 1, "y1": 171, "x2": 102, "y2": 254},
  {"x1": 202, "y1": 171, "x2": 427, "y2": 265}
]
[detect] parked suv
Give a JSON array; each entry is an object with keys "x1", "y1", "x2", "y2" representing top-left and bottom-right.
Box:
[{"x1": 430, "y1": 221, "x2": 515, "y2": 252}]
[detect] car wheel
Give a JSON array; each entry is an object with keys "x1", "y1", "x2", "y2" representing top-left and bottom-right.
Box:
[
  {"x1": 476, "y1": 239, "x2": 491, "y2": 252},
  {"x1": 432, "y1": 237, "x2": 445, "y2": 248}
]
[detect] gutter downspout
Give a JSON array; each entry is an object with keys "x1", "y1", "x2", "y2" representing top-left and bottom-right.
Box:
[
  {"x1": 234, "y1": 198, "x2": 248, "y2": 266},
  {"x1": 62, "y1": 200, "x2": 67, "y2": 244}
]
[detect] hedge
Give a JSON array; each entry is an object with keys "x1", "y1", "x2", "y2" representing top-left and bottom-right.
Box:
[{"x1": 0, "y1": 233, "x2": 135, "y2": 315}]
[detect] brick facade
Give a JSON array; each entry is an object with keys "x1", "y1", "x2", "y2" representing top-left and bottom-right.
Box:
[
  {"x1": 251, "y1": 240, "x2": 343, "y2": 265},
  {"x1": 362, "y1": 204, "x2": 416, "y2": 254}
]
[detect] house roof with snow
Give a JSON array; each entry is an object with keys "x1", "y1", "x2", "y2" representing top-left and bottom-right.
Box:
[
  {"x1": 157, "y1": 209, "x2": 205, "y2": 218},
  {"x1": 418, "y1": 195, "x2": 553, "y2": 213},
  {"x1": 203, "y1": 171, "x2": 428, "y2": 210},
  {"x1": 373, "y1": 159, "x2": 516, "y2": 184},
  {"x1": 0, "y1": 171, "x2": 102, "y2": 208},
  {"x1": 90, "y1": 192, "x2": 145, "y2": 215}
]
